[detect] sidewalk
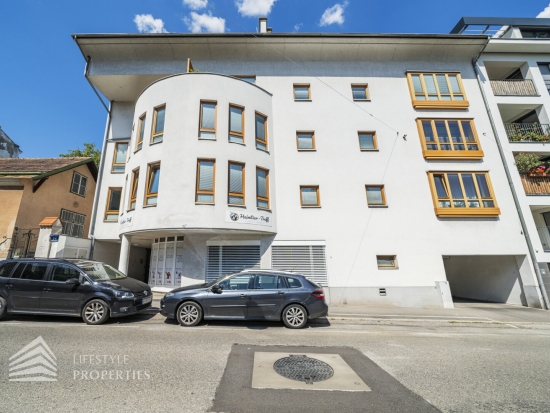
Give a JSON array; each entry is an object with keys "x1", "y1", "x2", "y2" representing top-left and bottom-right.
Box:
[{"x1": 151, "y1": 292, "x2": 550, "y2": 324}]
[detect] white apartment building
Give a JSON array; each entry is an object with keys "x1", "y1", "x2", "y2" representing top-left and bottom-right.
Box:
[
  {"x1": 452, "y1": 17, "x2": 550, "y2": 307},
  {"x1": 74, "y1": 19, "x2": 548, "y2": 308}
]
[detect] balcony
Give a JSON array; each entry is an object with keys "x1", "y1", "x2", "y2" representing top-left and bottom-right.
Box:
[
  {"x1": 490, "y1": 79, "x2": 537, "y2": 96},
  {"x1": 536, "y1": 227, "x2": 550, "y2": 252},
  {"x1": 520, "y1": 174, "x2": 550, "y2": 195},
  {"x1": 505, "y1": 123, "x2": 550, "y2": 142}
]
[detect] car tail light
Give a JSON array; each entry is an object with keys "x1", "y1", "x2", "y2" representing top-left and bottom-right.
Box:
[{"x1": 311, "y1": 289, "x2": 325, "y2": 301}]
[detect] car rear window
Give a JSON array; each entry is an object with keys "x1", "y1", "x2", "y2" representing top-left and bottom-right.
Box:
[
  {"x1": 286, "y1": 277, "x2": 303, "y2": 288},
  {"x1": 0, "y1": 262, "x2": 18, "y2": 278},
  {"x1": 19, "y1": 263, "x2": 49, "y2": 281}
]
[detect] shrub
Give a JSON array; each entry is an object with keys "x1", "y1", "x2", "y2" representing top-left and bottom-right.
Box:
[{"x1": 514, "y1": 152, "x2": 542, "y2": 174}]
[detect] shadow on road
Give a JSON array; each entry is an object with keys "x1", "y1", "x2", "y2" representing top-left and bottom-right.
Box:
[{"x1": 161, "y1": 317, "x2": 331, "y2": 330}]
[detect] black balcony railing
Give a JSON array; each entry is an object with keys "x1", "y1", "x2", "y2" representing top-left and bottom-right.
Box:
[{"x1": 505, "y1": 123, "x2": 550, "y2": 142}]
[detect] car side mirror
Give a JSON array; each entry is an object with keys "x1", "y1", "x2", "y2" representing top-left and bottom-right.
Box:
[
  {"x1": 211, "y1": 284, "x2": 222, "y2": 293},
  {"x1": 66, "y1": 278, "x2": 80, "y2": 285}
]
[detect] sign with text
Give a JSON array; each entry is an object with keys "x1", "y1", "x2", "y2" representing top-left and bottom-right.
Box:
[
  {"x1": 49, "y1": 234, "x2": 59, "y2": 242},
  {"x1": 119, "y1": 216, "x2": 133, "y2": 230},
  {"x1": 225, "y1": 210, "x2": 272, "y2": 227}
]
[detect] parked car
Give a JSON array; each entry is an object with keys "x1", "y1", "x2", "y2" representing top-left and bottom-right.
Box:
[
  {"x1": 160, "y1": 270, "x2": 328, "y2": 329},
  {"x1": 0, "y1": 258, "x2": 152, "y2": 325}
]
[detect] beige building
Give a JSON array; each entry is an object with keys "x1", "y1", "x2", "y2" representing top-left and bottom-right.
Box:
[{"x1": 0, "y1": 158, "x2": 97, "y2": 259}]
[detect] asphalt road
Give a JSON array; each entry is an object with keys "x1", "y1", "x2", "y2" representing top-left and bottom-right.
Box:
[{"x1": 0, "y1": 305, "x2": 549, "y2": 413}]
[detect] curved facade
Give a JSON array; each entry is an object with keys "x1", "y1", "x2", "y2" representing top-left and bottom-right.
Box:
[{"x1": 123, "y1": 73, "x2": 276, "y2": 236}]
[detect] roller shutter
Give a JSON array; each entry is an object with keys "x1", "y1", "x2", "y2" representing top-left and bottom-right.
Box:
[
  {"x1": 271, "y1": 245, "x2": 328, "y2": 286},
  {"x1": 206, "y1": 245, "x2": 261, "y2": 281}
]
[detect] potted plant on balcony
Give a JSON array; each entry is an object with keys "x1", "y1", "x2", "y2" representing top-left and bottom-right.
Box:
[{"x1": 514, "y1": 152, "x2": 543, "y2": 175}]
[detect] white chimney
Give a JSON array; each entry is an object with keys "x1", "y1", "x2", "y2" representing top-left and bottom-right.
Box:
[{"x1": 259, "y1": 17, "x2": 267, "y2": 33}]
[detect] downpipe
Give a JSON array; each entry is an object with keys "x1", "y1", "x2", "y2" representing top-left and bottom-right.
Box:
[{"x1": 472, "y1": 56, "x2": 549, "y2": 310}]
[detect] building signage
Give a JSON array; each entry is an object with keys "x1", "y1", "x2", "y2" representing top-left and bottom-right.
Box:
[
  {"x1": 225, "y1": 210, "x2": 272, "y2": 227},
  {"x1": 120, "y1": 216, "x2": 133, "y2": 229},
  {"x1": 49, "y1": 234, "x2": 59, "y2": 242}
]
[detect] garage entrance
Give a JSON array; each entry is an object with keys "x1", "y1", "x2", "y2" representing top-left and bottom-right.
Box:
[{"x1": 443, "y1": 255, "x2": 527, "y2": 306}]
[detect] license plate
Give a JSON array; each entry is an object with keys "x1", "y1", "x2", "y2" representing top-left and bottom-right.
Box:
[{"x1": 142, "y1": 296, "x2": 152, "y2": 304}]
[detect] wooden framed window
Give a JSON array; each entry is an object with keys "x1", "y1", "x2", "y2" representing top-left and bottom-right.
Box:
[
  {"x1": 128, "y1": 168, "x2": 139, "y2": 210},
  {"x1": 136, "y1": 113, "x2": 146, "y2": 151},
  {"x1": 351, "y1": 84, "x2": 369, "y2": 100},
  {"x1": 70, "y1": 172, "x2": 88, "y2": 197},
  {"x1": 228, "y1": 162, "x2": 245, "y2": 205},
  {"x1": 377, "y1": 255, "x2": 397, "y2": 269},
  {"x1": 417, "y1": 119, "x2": 483, "y2": 160},
  {"x1": 235, "y1": 75, "x2": 256, "y2": 84},
  {"x1": 366, "y1": 185, "x2": 386, "y2": 206},
  {"x1": 255, "y1": 112, "x2": 268, "y2": 151},
  {"x1": 293, "y1": 84, "x2": 311, "y2": 100},
  {"x1": 196, "y1": 159, "x2": 216, "y2": 204},
  {"x1": 407, "y1": 72, "x2": 468, "y2": 109},
  {"x1": 104, "y1": 187, "x2": 122, "y2": 221},
  {"x1": 229, "y1": 105, "x2": 245, "y2": 144},
  {"x1": 296, "y1": 132, "x2": 315, "y2": 150},
  {"x1": 300, "y1": 186, "x2": 320, "y2": 207},
  {"x1": 358, "y1": 132, "x2": 377, "y2": 151},
  {"x1": 199, "y1": 101, "x2": 217, "y2": 140},
  {"x1": 256, "y1": 167, "x2": 270, "y2": 209},
  {"x1": 427, "y1": 172, "x2": 500, "y2": 217},
  {"x1": 151, "y1": 105, "x2": 166, "y2": 144},
  {"x1": 112, "y1": 142, "x2": 128, "y2": 173},
  {"x1": 145, "y1": 163, "x2": 161, "y2": 206}
]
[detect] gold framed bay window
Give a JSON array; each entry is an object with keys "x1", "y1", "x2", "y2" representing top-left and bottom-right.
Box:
[
  {"x1": 144, "y1": 163, "x2": 161, "y2": 206},
  {"x1": 229, "y1": 104, "x2": 245, "y2": 144},
  {"x1": 427, "y1": 172, "x2": 500, "y2": 217},
  {"x1": 228, "y1": 162, "x2": 245, "y2": 206},
  {"x1": 407, "y1": 72, "x2": 468, "y2": 109},
  {"x1": 293, "y1": 84, "x2": 311, "y2": 101},
  {"x1": 417, "y1": 119, "x2": 483, "y2": 160},
  {"x1": 255, "y1": 112, "x2": 268, "y2": 151},
  {"x1": 256, "y1": 167, "x2": 270, "y2": 209},
  {"x1": 199, "y1": 101, "x2": 217, "y2": 140},
  {"x1": 300, "y1": 185, "x2": 320, "y2": 207},
  {"x1": 104, "y1": 188, "x2": 122, "y2": 221},
  {"x1": 112, "y1": 142, "x2": 129, "y2": 173},
  {"x1": 128, "y1": 168, "x2": 139, "y2": 210}
]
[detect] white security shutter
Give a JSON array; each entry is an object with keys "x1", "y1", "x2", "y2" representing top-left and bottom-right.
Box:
[
  {"x1": 206, "y1": 245, "x2": 261, "y2": 282},
  {"x1": 272, "y1": 245, "x2": 328, "y2": 286}
]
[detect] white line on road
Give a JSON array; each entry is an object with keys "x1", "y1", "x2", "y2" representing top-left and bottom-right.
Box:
[{"x1": 332, "y1": 314, "x2": 493, "y2": 320}]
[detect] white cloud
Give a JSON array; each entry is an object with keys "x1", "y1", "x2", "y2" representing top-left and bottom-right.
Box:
[
  {"x1": 235, "y1": 0, "x2": 276, "y2": 17},
  {"x1": 294, "y1": 23, "x2": 303, "y2": 32},
  {"x1": 134, "y1": 14, "x2": 168, "y2": 33},
  {"x1": 319, "y1": 1, "x2": 348, "y2": 27},
  {"x1": 184, "y1": 12, "x2": 226, "y2": 33},
  {"x1": 537, "y1": 3, "x2": 550, "y2": 18},
  {"x1": 183, "y1": 0, "x2": 208, "y2": 10}
]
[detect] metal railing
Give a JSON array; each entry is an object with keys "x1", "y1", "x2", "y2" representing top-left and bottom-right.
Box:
[
  {"x1": 520, "y1": 175, "x2": 550, "y2": 195},
  {"x1": 505, "y1": 123, "x2": 550, "y2": 142},
  {"x1": 490, "y1": 79, "x2": 537, "y2": 96},
  {"x1": 537, "y1": 227, "x2": 550, "y2": 252}
]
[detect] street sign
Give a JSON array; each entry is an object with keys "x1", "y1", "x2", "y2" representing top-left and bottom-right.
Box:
[{"x1": 49, "y1": 234, "x2": 59, "y2": 242}]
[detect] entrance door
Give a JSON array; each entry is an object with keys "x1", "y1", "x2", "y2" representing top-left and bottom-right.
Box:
[
  {"x1": 206, "y1": 273, "x2": 253, "y2": 318},
  {"x1": 40, "y1": 263, "x2": 84, "y2": 314},
  {"x1": 7, "y1": 262, "x2": 49, "y2": 312},
  {"x1": 248, "y1": 274, "x2": 288, "y2": 318}
]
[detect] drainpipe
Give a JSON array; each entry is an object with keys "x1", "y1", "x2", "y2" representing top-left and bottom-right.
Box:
[
  {"x1": 89, "y1": 100, "x2": 113, "y2": 259},
  {"x1": 472, "y1": 51, "x2": 550, "y2": 310}
]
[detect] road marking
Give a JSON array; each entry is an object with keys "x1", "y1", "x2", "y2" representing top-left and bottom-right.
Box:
[{"x1": 332, "y1": 314, "x2": 492, "y2": 320}]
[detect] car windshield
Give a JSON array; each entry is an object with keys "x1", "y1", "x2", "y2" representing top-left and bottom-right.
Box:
[
  {"x1": 77, "y1": 263, "x2": 127, "y2": 281},
  {"x1": 205, "y1": 274, "x2": 233, "y2": 287}
]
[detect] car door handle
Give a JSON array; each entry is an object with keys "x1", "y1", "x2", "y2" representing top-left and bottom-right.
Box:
[
  {"x1": 43, "y1": 288, "x2": 51, "y2": 292},
  {"x1": 278, "y1": 291, "x2": 285, "y2": 295},
  {"x1": 240, "y1": 294, "x2": 247, "y2": 298},
  {"x1": 6, "y1": 284, "x2": 12, "y2": 289}
]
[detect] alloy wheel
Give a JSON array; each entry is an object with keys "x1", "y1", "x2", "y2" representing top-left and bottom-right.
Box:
[
  {"x1": 85, "y1": 302, "x2": 105, "y2": 323},
  {"x1": 179, "y1": 304, "x2": 199, "y2": 325},
  {"x1": 285, "y1": 306, "x2": 305, "y2": 327}
]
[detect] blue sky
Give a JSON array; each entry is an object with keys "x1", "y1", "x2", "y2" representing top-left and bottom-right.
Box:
[{"x1": 1, "y1": 0, "x2": 549, "y2": 158}]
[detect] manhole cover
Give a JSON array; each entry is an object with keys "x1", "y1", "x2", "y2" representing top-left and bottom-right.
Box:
[{"x1": 273, "y1": 355, "x2": 334, "y2": 384}]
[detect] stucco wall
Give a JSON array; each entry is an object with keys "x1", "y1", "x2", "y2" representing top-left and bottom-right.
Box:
[{"x1": 0, "y1": 184, "x2": 24, "y2": 259}]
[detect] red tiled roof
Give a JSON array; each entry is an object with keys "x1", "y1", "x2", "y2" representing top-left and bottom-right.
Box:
[{"x1": 0, "y1": 158, "x2": 92, "y2": 174}]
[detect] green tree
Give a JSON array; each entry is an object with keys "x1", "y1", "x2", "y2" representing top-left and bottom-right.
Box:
[{"x1": 60, "y1": 142, "x2": 101, "y2": 167}]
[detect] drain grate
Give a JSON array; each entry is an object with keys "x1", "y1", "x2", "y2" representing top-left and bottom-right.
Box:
[{"x1": 273, "y1": 355, "x2": 334, "y2": 384}]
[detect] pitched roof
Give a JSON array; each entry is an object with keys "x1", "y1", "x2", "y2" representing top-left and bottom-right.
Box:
[
  {"x1": 0, "y1": 158, "x2": 98, "y2": 181},
  {"x1": 39, "y1": 217, "x2": 61, "y2": 227}
]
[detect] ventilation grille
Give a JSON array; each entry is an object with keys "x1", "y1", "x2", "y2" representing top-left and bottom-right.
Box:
[
  {"x1": 271, "y1": 245, "x2": 328, "y2": 286},
  {"x1": 206, "y1": 245, "x2": 261, "y2": 282},
  {"x1": 379, "y1": 288, "x2": 387, "y2": 296}
]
